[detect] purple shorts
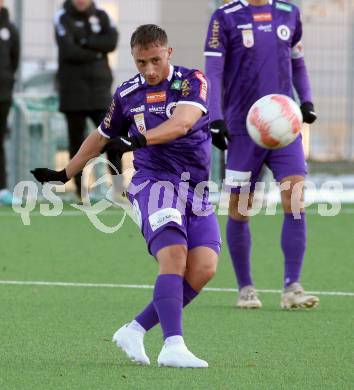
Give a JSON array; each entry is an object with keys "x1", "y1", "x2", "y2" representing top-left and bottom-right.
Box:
[
  {"x1": 226, "y1": 134, "x2": 307, "y2": 193},
  {"x1": 127, "y1": 178, "x2": 221, "y2": 257}
]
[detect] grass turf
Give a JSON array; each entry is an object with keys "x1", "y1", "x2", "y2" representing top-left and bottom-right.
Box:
[{"x1": 0, "y1": 205, "x2": 353, "y2": 389}]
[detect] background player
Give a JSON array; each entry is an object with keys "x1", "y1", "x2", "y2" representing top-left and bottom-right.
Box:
[
  {"x1": 204, "y1": 0, "x2": 319, "y2": 309},
  {"x1": 54, "y1": 0, "x2": 119, "y2": 198},
  {"x1": 32, "y1": 24, "x2": 220, "y2": 368}
]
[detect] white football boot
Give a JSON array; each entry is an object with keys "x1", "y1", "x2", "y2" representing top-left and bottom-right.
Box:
[
  {"x1": 281, "y1": 282, "x2": 319, "y2": 310},
  {"x1": 157, "y1": 336, "x2": 208, "y2": 368},
  {"x1": 237, "y1": 285, "x2": 262, "y2": 309},
  {"x1": 112, "y1": 322, "x2": 150, "y2": 365}
]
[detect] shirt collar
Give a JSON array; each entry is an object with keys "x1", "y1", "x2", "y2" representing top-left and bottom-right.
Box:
[{"x1": 140, "y1": 64, "x2": 174, "y2": 85}]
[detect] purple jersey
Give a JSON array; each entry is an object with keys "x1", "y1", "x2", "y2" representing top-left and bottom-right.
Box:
[
  {"x1": 99, "y1": 65, "x2": 211, "y2": 186},
  {"x1": 204, "y1": 0, "x2": 305, "y2": 135}
]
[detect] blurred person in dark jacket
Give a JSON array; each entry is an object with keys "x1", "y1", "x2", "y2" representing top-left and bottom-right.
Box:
[
  {"x1": 54, "y1": 0, "x2": 119, "y2": 197},
  {"x1": 0, "y1": 0, "x2": 19, "y2": 206}
]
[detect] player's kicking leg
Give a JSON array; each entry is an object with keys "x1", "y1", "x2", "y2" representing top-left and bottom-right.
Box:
[
  {"x1": 279, "y1": 175, "x2": 319, "y2": 309},
  {"x1": 113, "y1": 242, "x2": 218, "y2": 367},
  {"x1": 228, "y1": 192, "x2": 262, "y2": 309}
]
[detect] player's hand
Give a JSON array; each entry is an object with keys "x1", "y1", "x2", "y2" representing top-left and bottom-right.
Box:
[
  {"x1": 101, "y1": 134, "x2": 147, "y2": 156},
  {"x1": 31, "y1": 168, "x2": 69, "y2": 184},
  {"x1": 210, "y1": 120, "x2": 230, "y2": 151},
  {"x1": 300, "y1": 102, "x2": 317, "y2": 124}
]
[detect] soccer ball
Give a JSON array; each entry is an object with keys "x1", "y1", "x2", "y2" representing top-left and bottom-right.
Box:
[{"x1": 246, "y1": 94, "x2": 303, "y2": 149}]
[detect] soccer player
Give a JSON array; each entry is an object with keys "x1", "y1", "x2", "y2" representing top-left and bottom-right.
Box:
[
  {"x1": 204, "y1": 0, "x2": 319, "y2": 309},
  {"x1": 32, "y1": 24, "x2": 221, "y2": 368}
]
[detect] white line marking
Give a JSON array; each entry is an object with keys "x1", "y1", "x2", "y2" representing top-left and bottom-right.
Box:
[{"x1": 0, "y1": 280, "x2": 353, "y2": 297}]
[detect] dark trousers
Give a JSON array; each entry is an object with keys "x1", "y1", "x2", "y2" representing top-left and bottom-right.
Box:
[
  {"x1": 0, "y1": 102, "x2": 11, "y2": 190},
  {"x1": 64, "y1": 110, "x2": 121, "y2": 193}
]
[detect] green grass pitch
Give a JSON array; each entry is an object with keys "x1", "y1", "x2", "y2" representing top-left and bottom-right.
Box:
[{"x1": 1, "y1": 206, "x2": 353, "y2": 389}]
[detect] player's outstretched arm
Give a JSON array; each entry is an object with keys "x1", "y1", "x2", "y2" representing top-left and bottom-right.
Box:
[
  {"x1": 145, "y1": 104, "x2": 203, "y2": 145},
  {"x1": 31, "y1": 130, "x2": 108, "y2": 184},
  {"x1": 102, "y1": 104, "x2": 203, "y2": 156}
]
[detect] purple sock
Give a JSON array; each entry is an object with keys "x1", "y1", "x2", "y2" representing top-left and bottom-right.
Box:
[
  {"x1": 153, "y1": 274, "x2": 183, "y2": 340},
  {"x1": 227, "y1": 218, "x2": 253, "y2": 289},
  {"x1": 281, "y1": 212, "x2": 307, "y2": 287},
  {"x1": 135, "y1": 279, "x2": 198, "y2": 332}
]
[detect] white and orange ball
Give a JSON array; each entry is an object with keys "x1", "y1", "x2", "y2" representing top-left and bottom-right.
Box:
[{"x1": 246, "y1": 94, "x2": 303, "y2": 149}]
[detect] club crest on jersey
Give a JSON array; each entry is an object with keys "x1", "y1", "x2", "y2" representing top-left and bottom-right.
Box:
[
  {"x1": 277, "y1": 25, "x2": 291, "y2": 41},
  {"x1": 166, "y1": 102, "x2": 178, "y2": 119},
  {"x1": 253, "y1": 13, "x2": 272, "y2": 22},
  {"x1": 134, "y1": 113, "x2": 147, "y2": 134},
  {"x1": 242, "y1": 30, "x2": 254, "y2": 48},
  {"x1": 146, "y1": 91, "x2": 166, "y2": 104}
]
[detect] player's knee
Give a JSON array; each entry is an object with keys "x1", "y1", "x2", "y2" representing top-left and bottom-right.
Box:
[
  {"x1": 202, "y1": 261, "x2": 217, "y2": 282},
  {"x1": 157, "y1": 244, "x2": 188, "y2": 275},
  {"x1": 281, "y1": 179, "x2": 304, "y2": 213},
  {"x1": 196, "y1": 258, "x2": 218, "y2": 283}
]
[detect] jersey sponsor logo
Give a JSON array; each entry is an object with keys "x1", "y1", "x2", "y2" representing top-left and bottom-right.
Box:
[
  {"x1": 258, "y1": 24, "x2": 272, "y2": 33},
  {"x1": 171, "y1": 80, "x2": 182, "y2": 91},
  {"x1": 253, "y1": 13, "x2": 272, "y2": 22},
  {"x1": 104, "y1": 99, "x2": 116, "y2": 129},
  {"x1": 0, "y1": 28, "x2": 10, "y2": 41},
  {"x1": 277, "y1": 25, "x2": 291, "y2": 41},
  {"x1": 134, "y1": 113, "x2": 147, "y2": 134},
  {"x1": 130, "y1": 105, "x2": 145, "y2": 113},
  {"x1": 146, "y1": 91, "x2": 166, "y2": 104},
  {"x1": 208, "y1": 19, "x2": 220, "y2": 49},
  {"x1": 120, "y1": 83, "x2": 140, "y2": 97},
  {"x1": 276, "y1": 2, "x2": 292, "y2": 12},
  {"x1": 237, "y1": 23, "x2": 253, "y2": 30},
  {"x1": 166, "y1": 102, "x2": 178, "y2": 119},
  {"x1": 291, "y1": 41, "x2": 304, "y2": 59},
  {"x1": 149, "y1": 105, "x2": 165, "y2": 114},
  {"x1": 148, "y1": 208, "x2": 182, "y2": 232},
  {"x1": 181, "y1": 80, "x2": 191, "y2": 97},
  {"x1": 195, "y1": 71, "x2": 208, "y2": 102},
  {"x1": 242, "y1": 30, "x2": 254, "y2": 48}
]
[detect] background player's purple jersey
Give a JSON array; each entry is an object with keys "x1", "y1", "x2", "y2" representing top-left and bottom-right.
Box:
[
  {"x1": 99, "y1": 65, "x2": 211, "y2": 186},
  {"x1": 204, "y1": 0, "x2": 305, "y2": 135}
]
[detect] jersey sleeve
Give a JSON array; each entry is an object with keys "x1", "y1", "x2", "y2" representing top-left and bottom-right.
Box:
[
  {"x1": 177, "y1": 71, "x2": 209, "y2": 115},
  {"x1": 204, "y1": 10, "x2": 227, "y2": 58},
  {"x1": 291, "y1": 7, "x2": 303, "y2": 49},
  {"x1": 98, "y1": 90, "x2": 128, "y2": 139}
]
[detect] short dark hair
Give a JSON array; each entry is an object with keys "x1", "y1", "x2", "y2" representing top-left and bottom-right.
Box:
[{"x1": 130, "y1": 24, "x2": 168, "y2": 49}]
